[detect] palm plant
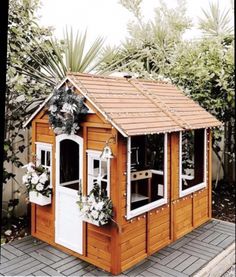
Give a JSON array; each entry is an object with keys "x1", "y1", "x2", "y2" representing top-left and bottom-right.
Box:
[
  {"x1": 22, "y1": 27, "x2": 112, "y2": 86},
  {"x1": 198, "y1": 1, "x2": 233, "y2": 37}
]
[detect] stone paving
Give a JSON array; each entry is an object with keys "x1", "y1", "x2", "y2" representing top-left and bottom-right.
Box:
[{"x1": 0, "y1": 219, "x2": 235, "y2": 276}]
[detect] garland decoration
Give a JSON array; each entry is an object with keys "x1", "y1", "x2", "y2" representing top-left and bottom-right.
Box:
[{"x1": 48, "y1": 87, "x2": 88, "y2": 135}]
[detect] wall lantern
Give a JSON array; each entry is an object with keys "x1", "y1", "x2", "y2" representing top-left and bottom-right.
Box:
[{"x1": 100, "y1": 136, "x2": 116, "y2": 160}]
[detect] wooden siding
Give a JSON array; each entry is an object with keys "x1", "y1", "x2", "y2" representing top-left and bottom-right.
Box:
[
  {"x1": 31, "y1": 102, "x2": 213, "y2": 275},
  {"x1": 31, "y1": 110, "x2": 55, "y2": 244},
  {"x1": 119, "y1": 130, "x2": 211, "y2": 272}
]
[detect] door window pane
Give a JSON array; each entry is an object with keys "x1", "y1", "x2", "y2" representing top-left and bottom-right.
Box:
[{"x1": 60, "y1": 139, "x2": 79, "y2": 184}]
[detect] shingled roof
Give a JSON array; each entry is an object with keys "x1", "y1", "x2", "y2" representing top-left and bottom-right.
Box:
[
  {"x1": 67, "y1": 73, "x2": 221, "y2": 136},
  {"x1": 24, "y1": 72, "x2": 222, "y2": 136}
]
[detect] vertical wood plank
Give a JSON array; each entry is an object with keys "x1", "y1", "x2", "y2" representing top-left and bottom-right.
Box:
[
  {"x1": 82, "y1": 126, "x2": 88, "y2": 256},
  {"x1": 110, "y1": 129, "x2": 122, "y2": 275},
  {"x1": 51, "y1": 131, "x2": 56, "y2": 241},
  {"x1": 208, "y1": 129, "x2": 212, "y2": 218},
  {"x1": 31, "y1": 121, "x2": 36, "y2": 235},
  {"x1": 170, "y1": 132, "x2": 179, "y2": 201}
]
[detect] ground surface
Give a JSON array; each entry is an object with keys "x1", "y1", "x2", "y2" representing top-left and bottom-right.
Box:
[
  {"x1": 212, "y1": 181, "x2": 235, "y2": 223},
  {"x1": 0, "y1": 219, "x2": 235, "y2": 277}
]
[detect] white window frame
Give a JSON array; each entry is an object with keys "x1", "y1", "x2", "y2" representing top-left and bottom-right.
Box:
[
  {"x1": 86, "y1": 150, "x2": 110, "y2": 197},
  {"x1": 179, "y1": 128, "x2": 207, "y2": 197},
  {"x1": 35, "y1": 142, "x2": 52, "y2": 186},
  {"x1": 126, "y1": 134, "x2": 168, "y2": 220}
]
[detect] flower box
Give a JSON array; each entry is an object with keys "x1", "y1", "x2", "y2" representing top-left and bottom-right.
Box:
[
  {"x1": 29, "y1": 191, "x2": 51, "y2": 206},
  {"x1": 82, "y1": 216, "x2": 108, "y2": 226}
]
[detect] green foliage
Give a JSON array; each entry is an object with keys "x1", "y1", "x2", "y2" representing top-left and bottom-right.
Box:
[
  {"x1": 168, "y1": 37, "x2": 235, "y2": 177},
  {"x1": 101, "y1": 0, "x2": 191, "y2": 77},
  {"x1": 23, "y1": 27, "x2": 112, "y2": 85},
  {"x1": 4, "y1": 0, "x2": 54, "y2": 184},
  {"x1": 198, "y1": 1, "x2": 233, "y2": 37}
]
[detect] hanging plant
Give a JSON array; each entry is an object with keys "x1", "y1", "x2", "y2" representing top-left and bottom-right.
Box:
[
  {"x1": 48, "y1": 87, "x2": 88, "y2": 135},
  {"x1": 77, "y1": 183, "x2": 113, "y2": 226}
]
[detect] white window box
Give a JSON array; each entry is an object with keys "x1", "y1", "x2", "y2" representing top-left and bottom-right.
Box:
[
  {"x1": 82, "y1": 216, "x2": 108, "y2": 226},
  {"x1": 29, "y1": 191, "x2": 51, "y2": 206}
]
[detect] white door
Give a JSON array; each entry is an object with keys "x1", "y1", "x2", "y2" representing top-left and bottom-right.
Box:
[{"x1": 55, "y1": 134, "x2": 83, "y2": 254}]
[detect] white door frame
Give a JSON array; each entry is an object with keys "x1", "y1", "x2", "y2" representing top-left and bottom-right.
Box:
[{"x1": 55, "y1": 134, "x2": 83, "y2": 254}]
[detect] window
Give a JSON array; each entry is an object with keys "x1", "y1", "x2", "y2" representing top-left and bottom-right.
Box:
[
  {"x1": 127, "y1": 134, "x2": 168, "y2": 219},
  {"x1": 87, "y1": 150, "x2": 110, "y2": 197},
  {"x1": 179, "y1": 129, "x2": 207, "y2": 197},
  {"x1": 36, "y1": 142, "x2": 52, "y2": 184}
]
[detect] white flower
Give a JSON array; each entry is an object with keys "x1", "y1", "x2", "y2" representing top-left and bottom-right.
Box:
[
  {"x1": 39, "y1": 172, "x2": 48, "y2": 184},
  {"x1": 49, "y1": 105, "x2": 57, "y2": 113},
  {"x1": 61, "y1": 103, "x2": 76, "y2": 114},
  {"x1": 96, "y1": 201, "x2": 104, "y2": 211},
  {"x1": 31, "y1": 175, "x2": 39, "y2": 185},
  {"x1": 22, "y1": 175, "x2": 28, "y2": 184},
  {"x1": 81, "y1": 206, "x2": 89, "y2": 213},
  {"x1": 91, "y1": 210, "x2": 99, "y2": 220},
  {"x1": 36, "y1": 183, "x2": 44, "y2": 191},
  {"x1": 54, "y1": 127, "x2": 63, "y2": 135}
]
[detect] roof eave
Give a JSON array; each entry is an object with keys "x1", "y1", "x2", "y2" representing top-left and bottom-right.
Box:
[{"x1": 22, "y1": 77, "x2": 70, "y2": 128}]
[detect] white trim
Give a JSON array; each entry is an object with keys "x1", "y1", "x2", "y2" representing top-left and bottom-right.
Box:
[
  {"x1": 67, "y1": 76, "x2": 128, "y2": 138},
  {"x1": 35, "y1": 142, "x2": 52, "y2": 186},
  {"x1": 35, "y1": 142, "x2": 52, "y2": 149},
  {"x1": 126, "y1": 134, "x2": 168, "y2": 220},
  {"x1": 55, "y1": 134, "x2": 84, "y2": 254},
  {"x1": 23, "y1": 93, "x2": 53, "y2": 128},
  {"x1": 87, "y1": 149, "x2": 110, "y2": 197},
  {"x1": 179, "y1": 129, "x2": 207, "y2": 197},
  {"x1": 55, "y1": 134, "x2": 83, "y2": 187}
]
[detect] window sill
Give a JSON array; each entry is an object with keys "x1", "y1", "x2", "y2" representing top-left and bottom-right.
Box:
[
  {"x1": 126, "y1": 197, "x2": 167, "y2": 220},
  {"x1": 179, "y1": 181, "x2": 206, "y2": 197}
]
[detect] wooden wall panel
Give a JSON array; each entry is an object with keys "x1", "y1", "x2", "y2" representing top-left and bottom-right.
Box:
[
  {"x1": 120, "y1": 217, "x2": 147, "y2": 271},
  {"x1": 148, "y1": 204, "x2": 172, "y2": 255},
  {"x1": 193, "y1": 188, "x2": 209, "y2": 227},
  {"x1": 31, "y1": 120, "x2": 55, "y2": 243},
  {"x1": 87, "y1": 227, "x2": 111, "y2": 272},
  {"x1": 173, "y1": 196, "x2": 193, "y2": 240},
  {"x1": 87, "y1": 127, "x2": 113, "y2": 151}
]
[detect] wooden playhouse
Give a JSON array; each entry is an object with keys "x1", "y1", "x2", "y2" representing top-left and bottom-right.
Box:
[{"x1": 24, "y1": 72, "x2": 221, "y2": 275}]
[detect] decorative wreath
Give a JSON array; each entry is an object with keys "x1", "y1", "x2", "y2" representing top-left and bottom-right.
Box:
[{"x1": 48, "y1": 87, "x2": 88, "y2": 135}]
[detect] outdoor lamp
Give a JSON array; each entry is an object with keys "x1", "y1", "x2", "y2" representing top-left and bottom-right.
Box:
[{"x1": 100, "y1": 136, "x2": 116, "y2": 159}]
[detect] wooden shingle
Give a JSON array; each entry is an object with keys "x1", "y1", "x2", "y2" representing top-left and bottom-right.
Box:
[{"x1": 67, "y1": 72, "x2": 221, "y2": 136}]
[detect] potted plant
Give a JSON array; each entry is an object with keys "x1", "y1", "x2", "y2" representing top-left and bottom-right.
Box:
[
  {"x1": 22, "y1": 163, "x2": 52, "y2": 206},
  {"x1": 77, "y1": 183, "x2": 113, "y2": 226}
]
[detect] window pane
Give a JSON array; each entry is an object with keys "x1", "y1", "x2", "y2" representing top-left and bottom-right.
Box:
[
  {"x1": 101, "y1": 160, "x2": 107, "y2": 179},
  {"x1": 93, "y1": 159, "x2": 99, "y2": 177},
  {"x1": 60, "y1": 139, "x2": 79, "y2": 183},
  {"x1": 101, "y1": 180, "x2": 108, "y2": 197},
  {"x1": 41, "y1": 150, "x2": 45, "y2": 165},
  {"x1": 130, "y1": 134, "x2": 165, "y2": 211},
  {"x1": 181, "y1": 129, "x2": 205, "y2": 191},
  {"x1": 46, "y1": 151, "x2": 51, "y2": 167}
]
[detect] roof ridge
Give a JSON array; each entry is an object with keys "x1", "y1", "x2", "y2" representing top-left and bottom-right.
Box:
[
  {"x1": 128, "y1": 79, "x2": 192, "y2": 130},
  {"x1": 67, "y1": 72, "x2": 171, "y2": 85}
]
